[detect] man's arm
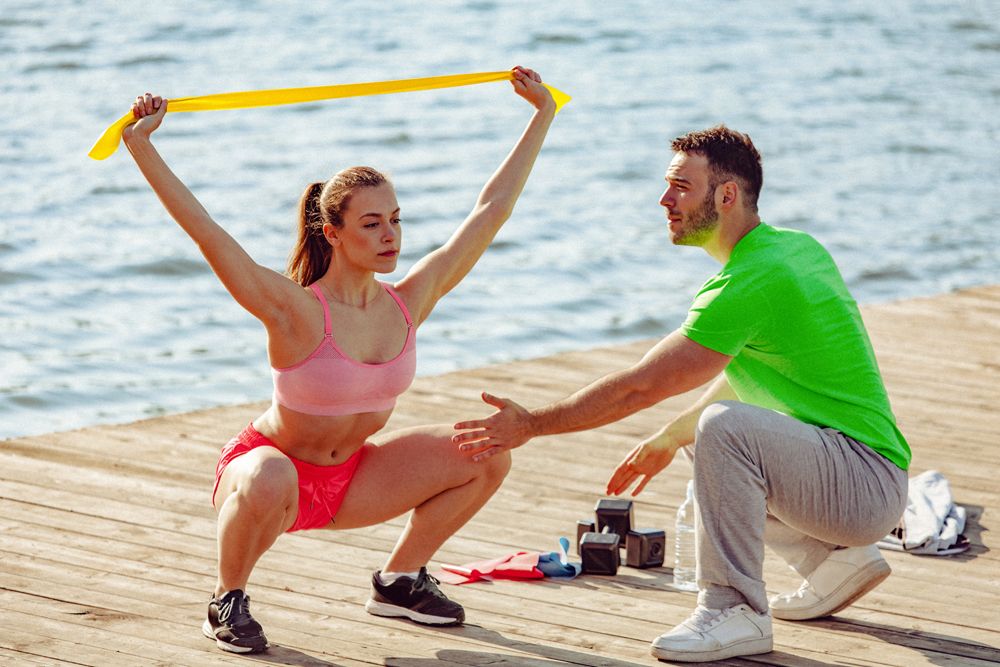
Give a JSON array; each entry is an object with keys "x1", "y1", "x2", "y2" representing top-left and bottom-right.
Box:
[
  {"x1": 452, "y1": 329, "x2": 732, "y2": 460},
  {"x1": 605, "y1": 373, "x2": 737, "y2": 496},
  {"x1": 654, "y1": 372, "x2": 738, "y2": 450}
]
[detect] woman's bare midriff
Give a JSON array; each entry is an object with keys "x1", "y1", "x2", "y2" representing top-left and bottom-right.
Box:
[{"x1": 252, "y1": 402, "x2": 392, "y2": 466}]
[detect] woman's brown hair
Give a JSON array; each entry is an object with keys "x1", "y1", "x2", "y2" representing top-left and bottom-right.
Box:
[{"x1": 286, "y1": 166, "x2": 390, "y2": 286}]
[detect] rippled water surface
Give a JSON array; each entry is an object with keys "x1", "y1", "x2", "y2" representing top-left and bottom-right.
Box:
[{"x1": 2, "y1": 1, "x2": 998, "y2": 438}]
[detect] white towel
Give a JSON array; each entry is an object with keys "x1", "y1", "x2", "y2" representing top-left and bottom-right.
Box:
[{"x1": 877, "y1": 470, "x2": 970, "y2": 556}]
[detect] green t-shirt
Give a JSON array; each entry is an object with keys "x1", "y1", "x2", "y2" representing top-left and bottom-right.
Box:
[{"x1": 681, "y1": 223, "x2": 910, "y2": 470}]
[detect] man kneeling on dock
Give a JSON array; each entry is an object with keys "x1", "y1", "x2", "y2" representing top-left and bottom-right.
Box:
[{"x1": 452, "y1": 126, "x2": 910, "y2": 663}]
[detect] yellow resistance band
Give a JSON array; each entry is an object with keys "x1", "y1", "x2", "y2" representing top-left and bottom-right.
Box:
[{"x1": 89, "y1": 70, "x2": 570, "y2": 160}]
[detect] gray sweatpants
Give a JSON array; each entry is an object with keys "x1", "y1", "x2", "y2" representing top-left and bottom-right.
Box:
[{"x1": 685, "y1": 401, "x2": 907, "y2": 614}]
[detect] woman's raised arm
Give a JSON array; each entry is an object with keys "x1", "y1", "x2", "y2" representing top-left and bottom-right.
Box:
[
  {"x1": 123, "y1": 94, "x2": 302, "y2": 325},
  {"x1": 397, "y1": 67, "x2": 556, "y2": 326}
]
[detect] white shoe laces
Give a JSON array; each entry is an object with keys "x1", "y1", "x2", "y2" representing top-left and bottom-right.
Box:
[{"x1": 685, "y1": 605, "x2": 735, "y2": 632}]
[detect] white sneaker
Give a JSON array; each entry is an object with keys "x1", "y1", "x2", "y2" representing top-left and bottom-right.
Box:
[
  {"x1": 770, "y1": 544, "x2": 890, "y2": 621},
  {"x1": 649, "y1": 604, "x2": 772, "y2": 662}
]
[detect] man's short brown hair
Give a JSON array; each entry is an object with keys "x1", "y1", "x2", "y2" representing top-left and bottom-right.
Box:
[{"x1": 671, "y1": 125, "x2": 763, "y2": 212}]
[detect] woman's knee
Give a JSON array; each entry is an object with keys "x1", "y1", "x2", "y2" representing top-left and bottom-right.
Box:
[
  {"x1": 231, "y1": 451, "x2": 298, "y2": 513},
  {"x1": 479, "y1": 448, "x2": 512, "y2": 486}
]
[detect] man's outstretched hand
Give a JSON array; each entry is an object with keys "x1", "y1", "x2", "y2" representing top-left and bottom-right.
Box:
[
  {"x1": 453, "y1": 392, "x2": 535, "y2": 462},
  {"x1": 606, "y1": 431, "x2": 680, "y2": 496}
]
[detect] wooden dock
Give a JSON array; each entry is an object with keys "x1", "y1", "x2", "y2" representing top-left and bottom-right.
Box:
[{"x1": 2, "y1": 285, "x2": 998, "y2": 666}]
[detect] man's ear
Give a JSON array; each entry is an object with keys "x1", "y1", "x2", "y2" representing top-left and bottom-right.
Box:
[{"x1": 719, "y1": 181, "x2": 739, "y2": 209}]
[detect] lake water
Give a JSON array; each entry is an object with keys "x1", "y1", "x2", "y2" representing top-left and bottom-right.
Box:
[{"x1": 2, "y1": 1, "x2": 998, "y2": 439}]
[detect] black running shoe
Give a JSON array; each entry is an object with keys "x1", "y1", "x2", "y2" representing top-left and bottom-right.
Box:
[
  {"x1": 202, "y1": 589, "x2": 269, "y2": 654},
  {"x1": 365, "y1": 567, "x2": 465, "y2": 625}
]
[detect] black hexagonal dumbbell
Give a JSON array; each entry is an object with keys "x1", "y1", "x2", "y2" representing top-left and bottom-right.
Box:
[
  {"x1": 579, "y1": 526, "x2": 620, "y2": 575},
  {"x1": 595, "y1": 498, "x2": 633, "y2": 548},
  {"x1": 626, "y1": 528, "x2": 666, "y2": 568},
  {"x1": 576, "y1": 519, "x2": 596, "y2": 553}
]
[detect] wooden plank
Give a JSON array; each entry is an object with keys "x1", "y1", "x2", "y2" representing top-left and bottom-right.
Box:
[
  {"x1": 0, "y1": 606, "x2": 231, "y2": 666},
  {"x1": 0, "y1": 645, "x2": 85, "y2": 667}
]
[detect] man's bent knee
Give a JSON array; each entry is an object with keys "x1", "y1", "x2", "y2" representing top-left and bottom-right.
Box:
[{"x1": 696, "y1": 400, "x2": 751, "y2": 448}]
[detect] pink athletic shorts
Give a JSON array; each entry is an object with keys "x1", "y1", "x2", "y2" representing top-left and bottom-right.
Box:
[{"x1": 213, "y1": 423, "x2": 365, "y2": 532}]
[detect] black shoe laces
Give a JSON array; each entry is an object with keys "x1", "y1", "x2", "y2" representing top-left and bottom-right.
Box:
[
  {"x1": 237, "y1": 594, "x2": 251, "y2": 618},
  {"x1": 219, "y1": 591, "x2": 255, "y2": 627},
  {"x1": 412, "y1": 569, "x2": 446, "y2": 599}
]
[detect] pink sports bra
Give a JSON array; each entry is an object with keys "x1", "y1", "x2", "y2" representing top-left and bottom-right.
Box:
[{"x1": 271, "y1": 282, "x2": 416, "y2": 416}]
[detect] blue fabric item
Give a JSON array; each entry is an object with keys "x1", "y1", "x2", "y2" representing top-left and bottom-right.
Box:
[{"x1": 537, "y1": 537, "x2": 582, "y2": 578}]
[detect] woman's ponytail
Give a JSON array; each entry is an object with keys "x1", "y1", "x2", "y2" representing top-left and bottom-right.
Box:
[{"x1": 287, "y1": 181, "x2": 329, "y2": 286}]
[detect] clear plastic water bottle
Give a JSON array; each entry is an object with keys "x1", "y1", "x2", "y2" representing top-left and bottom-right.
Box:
[{"x1": 673, "y1": 479, "x2": 698, "y2": 591}]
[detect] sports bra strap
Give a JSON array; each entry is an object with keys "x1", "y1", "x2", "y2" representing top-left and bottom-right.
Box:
[
  {"x1": 308, "y1": 283, "x2": 333, "y2": 336},
  {"x1": 381, "y1": 283, "x2": 413, "y2": 327}
]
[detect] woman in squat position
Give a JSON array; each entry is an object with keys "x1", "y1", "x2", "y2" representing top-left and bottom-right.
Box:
[{"x1": 123, "y1": 66, "x2": 555, "y2": 654}]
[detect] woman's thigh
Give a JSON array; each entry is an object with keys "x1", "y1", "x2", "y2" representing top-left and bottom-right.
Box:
[
  {"x1": 332, "y1": 424, "x2": 499, "y2": 530},
  {"x1": 213, "y1": 445, "x2": 299, "y2": 532}
]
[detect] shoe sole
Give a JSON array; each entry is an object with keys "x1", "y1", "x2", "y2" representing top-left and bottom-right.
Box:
[
  {"x1": 201, "y1": 619, "x2": 269, "y2": 654},
  {"x1": 650, "y1": 636, "x2": 773, "y2": 662},
  {"x1": 365, "y1": 599, "x2": 463, "y2": 625},
  {"x1": 772, "y1": 559, "x2": 891, "y2": 621}
]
